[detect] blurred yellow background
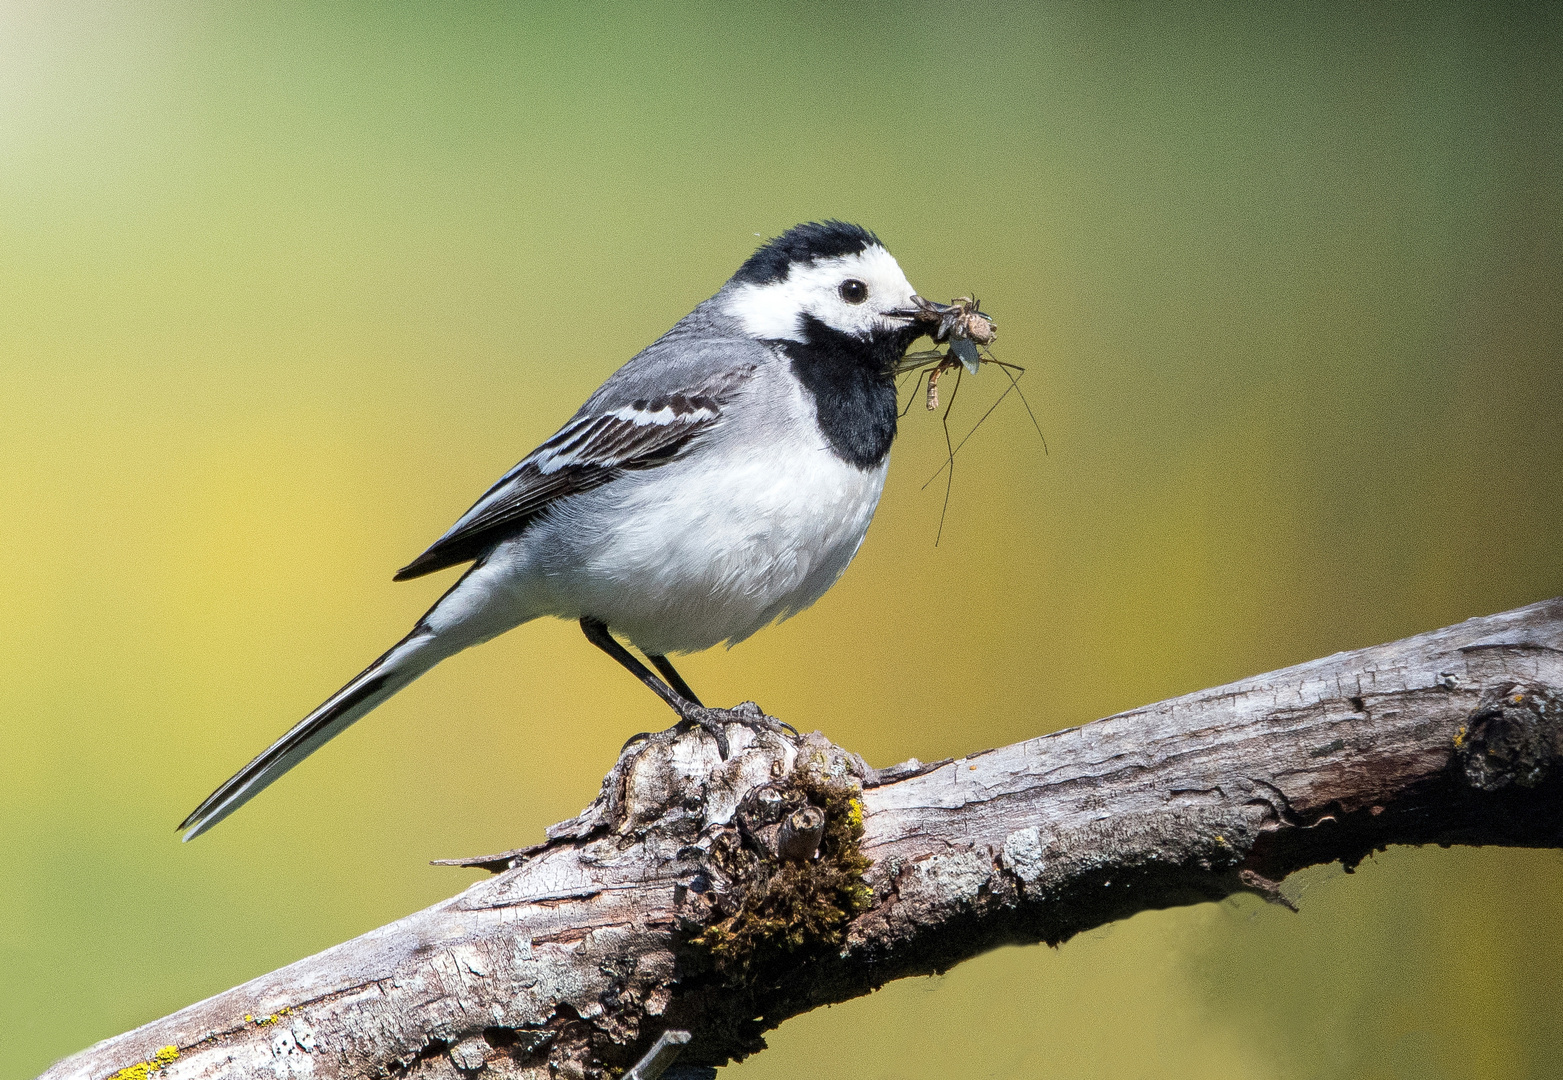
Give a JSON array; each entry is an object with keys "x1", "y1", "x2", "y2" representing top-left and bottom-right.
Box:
[{"x1": 3, "y1": 3, "x2": 1561, "y2": 1078}]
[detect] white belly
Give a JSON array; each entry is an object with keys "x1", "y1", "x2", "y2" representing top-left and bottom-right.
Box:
[{"x1": 531, "y1": 424, "x2": 888, "y2": 655}]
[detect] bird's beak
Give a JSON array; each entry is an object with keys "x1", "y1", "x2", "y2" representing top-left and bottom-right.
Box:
[{"x1": 885, "y1": 294, "x2": 945, "y2": 326}]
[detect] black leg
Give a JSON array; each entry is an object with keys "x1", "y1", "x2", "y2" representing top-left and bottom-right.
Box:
[
  {"x1": 580, "y1": 617, "x2": 688, "y2": 717},
  {"x1": 580, "y1": 616, "x2": 796, "y2": 758},
  {"x1": 646, "y1": 654, "x2": 703, "y2": 708}
]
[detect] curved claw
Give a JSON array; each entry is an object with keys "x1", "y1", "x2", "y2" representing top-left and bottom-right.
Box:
[
  {"x1": 726, "y1": 700, "x2": 799, "y2": 738},
  {"x1": 670, "y1": 701, "x2": 798, "y2": 759}
]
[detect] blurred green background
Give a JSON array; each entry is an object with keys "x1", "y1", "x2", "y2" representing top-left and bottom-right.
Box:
[{"x1": 3, "y1": 3, "x2": 1561, "y2": 1078}]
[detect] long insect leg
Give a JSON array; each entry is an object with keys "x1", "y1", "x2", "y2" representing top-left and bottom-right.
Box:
[
  {"x1": 988, "y1": 360, "x2": 1048, "y2": 454},
  {"x1": 917, "y1": 358, "x2": 1051, "y2": 490},
  {"x1": 933, "y1": 365, "x2": 964, "y2": 546},
  {"x1": 921, "y1": 378, "x2": 1018, "y2": 491},
  {"x1": 898, "y1": 368, "x2": 929, "y2": 419}
]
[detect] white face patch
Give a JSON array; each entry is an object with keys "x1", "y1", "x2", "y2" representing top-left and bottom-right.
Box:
[{"x1": 722, "y1": 244, "x2": 919, "y2": 342}]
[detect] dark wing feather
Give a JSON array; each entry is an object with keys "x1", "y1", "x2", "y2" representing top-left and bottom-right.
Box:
[{"x1": 393, "y1": 393, "x2": 726, "y2": 580}]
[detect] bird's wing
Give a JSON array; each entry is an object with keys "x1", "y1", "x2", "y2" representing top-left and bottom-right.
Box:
[{"x1": 393, "y1": 384, "x2": 742, "y2": 581}]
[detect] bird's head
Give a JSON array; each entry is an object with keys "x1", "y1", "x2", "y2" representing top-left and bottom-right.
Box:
[{"x1": 721, "y1": 221, "x2": 928, "y2": 353}]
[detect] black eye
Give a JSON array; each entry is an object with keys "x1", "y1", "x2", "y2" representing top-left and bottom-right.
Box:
[{"x1": 839, "y1": 279, "x2": 868, "y2": 304}]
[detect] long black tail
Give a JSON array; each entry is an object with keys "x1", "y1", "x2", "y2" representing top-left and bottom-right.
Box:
[{"x1": 178, "y1": 630, "x2": 445, "y2": 841}]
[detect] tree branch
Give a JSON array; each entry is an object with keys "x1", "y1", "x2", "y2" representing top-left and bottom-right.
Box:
[{"x1": 44, "y1": 599, "x2": 1563, "y2": 1080}]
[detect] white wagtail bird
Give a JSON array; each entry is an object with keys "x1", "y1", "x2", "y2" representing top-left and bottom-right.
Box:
[{"x1": 179, "y1": 221, "x2": 946, "y2": 840}]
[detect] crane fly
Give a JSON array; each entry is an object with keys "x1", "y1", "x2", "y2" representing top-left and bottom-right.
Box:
[{"x1": 891, "y1": 295, "x2": 1047, "y2": 545}]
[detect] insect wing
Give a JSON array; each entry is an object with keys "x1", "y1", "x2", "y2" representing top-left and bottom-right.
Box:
[{"x1": 949, "y1": 337, "x2": 981, "y2": 374}]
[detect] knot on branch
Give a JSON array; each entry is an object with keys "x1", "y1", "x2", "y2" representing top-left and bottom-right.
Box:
[
  {"x1": 687, "y1": 746, "x2": 873, "y2": 981},
  {"x1": 1456, "y1": 683, "x2": 1563, "y2": 791}
]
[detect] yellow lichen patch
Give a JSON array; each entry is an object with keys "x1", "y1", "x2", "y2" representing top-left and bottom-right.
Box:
[
  {"x1": 109, "y1": 1045, "x2": 179, "y2": 1080},
  {"x1": 246, "y1": 1006, "x2": 293, "y2": 1026},
  {"x1": 1453, "y1": 725, "x2": 1467, "y2": 748}
]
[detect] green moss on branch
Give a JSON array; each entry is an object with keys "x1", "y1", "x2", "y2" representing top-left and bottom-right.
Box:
[{"x1": 693, "y1": 766, "x2": 872, "y2": 981}]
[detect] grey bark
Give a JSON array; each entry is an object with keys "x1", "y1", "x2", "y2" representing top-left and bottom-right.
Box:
[{"x1": 42, "y1": 598, "x2": 1563, "y2": 1080}]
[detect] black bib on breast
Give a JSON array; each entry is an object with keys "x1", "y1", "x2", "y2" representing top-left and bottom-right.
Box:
[{"x1": 779, "y1": 314, "x2": 919, "y2": 469}]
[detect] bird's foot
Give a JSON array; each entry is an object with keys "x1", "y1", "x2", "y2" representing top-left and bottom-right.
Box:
[
  {"x1": 618, "y1": 701, "x2": 797, "y2": 759},
  {"x1": 676, "y1": 700, "x2": 797, "y2": 759}
]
